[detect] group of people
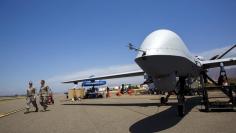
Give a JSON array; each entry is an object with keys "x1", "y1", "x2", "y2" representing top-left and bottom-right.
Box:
[{"x1": 25, "y1": 80, "x2": 51, "y2": 113}]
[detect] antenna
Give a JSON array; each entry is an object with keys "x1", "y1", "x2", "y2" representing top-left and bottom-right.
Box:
[
  {"x1": 128, "y1": 43, "x2": 135, "y2": 50},
  {"x1": 127, "y1": 43, "x2": 146, "y2": 56}
]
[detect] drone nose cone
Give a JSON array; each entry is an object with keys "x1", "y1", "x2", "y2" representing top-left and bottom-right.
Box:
[{"x1": 137, "y1": 29, "x2": 191, "y2": 57}]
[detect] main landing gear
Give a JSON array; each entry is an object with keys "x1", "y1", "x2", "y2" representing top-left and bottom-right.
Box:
[
  {"x1": 158, "y1": 77, "x2": 186, "y2": 117},
  {"x1": 177, "y1": 77, "x2": 186, "y2": 117},
  {"x1": 160, "y1": 96, "x2": 167, "y2": 104}
]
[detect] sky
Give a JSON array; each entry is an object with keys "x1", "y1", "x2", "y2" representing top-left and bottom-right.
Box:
[{"x1": 0, "y1": 0, "x2": 236, "y2": 95}]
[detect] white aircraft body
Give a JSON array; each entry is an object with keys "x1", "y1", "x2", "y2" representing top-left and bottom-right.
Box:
[
  {"x1": 135, "y1": 30, "x2": 201, "y2": 92},
  {"x1": 63, "y1": 29, "x2": 236, "y2": 116}
]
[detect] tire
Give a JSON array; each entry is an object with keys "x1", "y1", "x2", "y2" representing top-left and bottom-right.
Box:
[{"x1": 160, "y1": 97, "x2": 166, "y2": 104}]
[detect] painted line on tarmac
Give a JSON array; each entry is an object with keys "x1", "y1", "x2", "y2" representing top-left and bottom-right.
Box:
[{"x1": 0, "y1": 108, "x2": 25, "y2": 118}]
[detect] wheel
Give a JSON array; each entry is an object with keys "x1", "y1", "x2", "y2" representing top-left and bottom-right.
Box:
[
  {"x1": 160, "y1": 97, "x2": 166, "y2": 104},
  {"x1": 178, "y1": 105, "x2": 184, "y2": 117}
]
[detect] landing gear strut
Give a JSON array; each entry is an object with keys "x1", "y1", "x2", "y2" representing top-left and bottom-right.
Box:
[
  {"x1": 177, "y1": 77, "x2": 186, "y2": 117},
  {"x1": 200, "y1": 73, "x2": 209, "y2": 112}
]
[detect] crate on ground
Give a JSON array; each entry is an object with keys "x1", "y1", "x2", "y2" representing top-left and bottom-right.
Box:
[{"x1": 68, "y1": 88, "x2": 85, "y2": 100}]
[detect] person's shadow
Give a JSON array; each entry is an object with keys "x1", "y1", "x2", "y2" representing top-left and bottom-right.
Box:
[{"x1": 129, "y1": 97, "x2": 201, "y2": 133}]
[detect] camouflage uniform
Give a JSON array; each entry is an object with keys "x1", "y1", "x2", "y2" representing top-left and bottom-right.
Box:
[
  {"x1": 39, "y1": 85, "x2": 49, "y2": 111},
  {"x1": 25, "y1": 86, "x2": 38, "y2": 113}
]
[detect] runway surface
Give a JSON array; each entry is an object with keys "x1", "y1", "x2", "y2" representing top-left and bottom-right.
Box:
[{"x1": 0, "y1": 94, "x2": 236, "y2": 133}]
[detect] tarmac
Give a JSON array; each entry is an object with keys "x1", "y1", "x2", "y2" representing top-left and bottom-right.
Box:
[{"x1": 0, "y1": 94, "x2": 236, "y2": 133}]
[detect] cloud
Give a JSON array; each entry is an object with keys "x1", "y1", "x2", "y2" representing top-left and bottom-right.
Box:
[
  {"x1": 195, "y1": 45, "x2": 236, "y2": 59},
  {"x1": 48, "y1": 64, "x2": 141, "y2": 82},
  {"x1": 47, "y1": 64, "x2": 144, "y2": 92}
]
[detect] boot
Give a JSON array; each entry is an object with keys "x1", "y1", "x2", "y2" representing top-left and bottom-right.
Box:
[
  {"x1": 24, "y1": 108, "x2": 29, "y2": 114},
  {"x1": 35, "y1": 107, "x2": 38, "y2": 112},
  {"x1": 43, "y1": 106, "x2": 47, "y2": 111}
]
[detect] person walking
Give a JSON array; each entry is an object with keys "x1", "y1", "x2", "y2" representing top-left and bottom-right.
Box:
[
  {"x1": 24, "y1": 81, "x2": 38, "y2": 114},
  {"x1": 39, "y1": 80, "x2": 49, "y2": 111}
]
